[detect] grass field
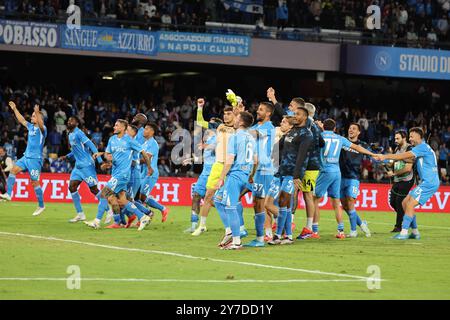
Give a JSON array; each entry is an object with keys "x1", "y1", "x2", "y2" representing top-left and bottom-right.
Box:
[{"x1": 0, "y1": 202, "x2": 450, "y2": 300}]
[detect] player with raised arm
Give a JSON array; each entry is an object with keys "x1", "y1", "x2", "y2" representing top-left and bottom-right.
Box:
[
  {"x1": 313, "y1": 119, "x2": 375, "y2": 239},
  {"x1": 374, "y1": 127, "x2": 440, "y2": 240},
  {"x1": 192, "y1": 104, "x2": 236, "y2": 236},
  {"x1": 215, "y1": 111, "x2": 258, "y2": 250},
  {"x1": 269, "y1": 103, "x2": 313, "y2": 245},
  {"x1": 84, "y1": 119, "x2": 152, "y2": 231},
  {"x1": 60, "y1": 116, "x2": 105, "y2": 223},
  {"x1": 1, "y1": 102, "x2": 47, "y2": 216},
  {"x1": 244, "y1": 102, "x2": 275, "y2": 248}
]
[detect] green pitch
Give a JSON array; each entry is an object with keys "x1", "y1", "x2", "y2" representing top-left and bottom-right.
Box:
[{"x1": 1, "y1": 202, "x2": 450, "y2": 300}]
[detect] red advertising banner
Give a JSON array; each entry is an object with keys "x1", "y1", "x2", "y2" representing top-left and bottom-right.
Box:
[{"x1": 9, "y1": 173, "x2": 450, "y2": 212}]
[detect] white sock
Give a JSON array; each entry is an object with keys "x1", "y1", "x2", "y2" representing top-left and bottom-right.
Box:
[
  {"x1": 78, "y1": 212, "x2": 86, "y2": 218},
  {"x1": 400, "y1": 229, "x2": 409, "y2": 236},
  {"x1": 265, "y1": 228, "x2": 272, "y2": 236},
  {"x1": 412, "y1": 228, "x2": 419, "y2": 235},
  {"x1": 191, "y1": 210, "x2": 197, "y2": 216},
  {"x1": 240, "y1": 225, "x2": 245, "y2": 232},
  {"x1": 94, "y1": 218, "x2": 100, "y2": 224},
  {"x1": 256, "y1": 236, "x2": 264, "y2": 242},
  {"x1": 306, "y1": 217, "x2": 313, "y2": 229},
  {"x1": 287, "y1": 235, "x2": 293, "y2": 240},
  {"x1": 232, "y1": 236, "x2": 241, "y2": 245},
  {"x1": 225, "y1": 227, "x2": 232, "y2": 235},
  {"x1": 200, "y1": 216, "x2": 207, "y2": 226}
]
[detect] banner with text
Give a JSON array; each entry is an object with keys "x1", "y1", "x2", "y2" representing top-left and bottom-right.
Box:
[
  {"x1": 0, "y1": 19, "x2": 59, "y2": 48},
  {"x1": 10, "y1": 173, "x2": 450, "y2": 213},
  {"x1": 158, "y1": 31, "x2": 250, "y2": 56},
  {"x1": 342, "y1": 44, "x2": 450, "y2": 80},
  {"x1": 60, "y1": 25, "x2": 157, "y2": 56}
]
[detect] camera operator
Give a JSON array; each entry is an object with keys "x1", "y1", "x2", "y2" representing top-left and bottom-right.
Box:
[{"x1": 386, "y1": 131, "x2": 414, "y2": 232}]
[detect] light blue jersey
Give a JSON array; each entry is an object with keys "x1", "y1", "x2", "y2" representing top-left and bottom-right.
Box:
[
  {"x1": 142, "y1": 137, "x2": 159, "y2": 178},
  {"x1": 320, "y1": 131, "x2": 352, "y2": 173},
  {"x1": 203, "y1": 135, "x2": 216, "y2": 170},
  {"x1": 24, "y1": 122, "x2": 47, "y2": 159},
  {"x1": 68, "y1": 127, "x2": 95, "y2": 168},
  {"x1": 251, "y1": 120, "x2": 275, "y2": 173},
  {"x1": 227, "y1": 129, "x2": 257, "y2": 177},
  {"x1": 411, "y1": 142, "x2": 439, "y2": 186},
  {"x1": 106, "y1": 134, "x2": 143, "y2": 179},
  {"x1": 136, "y1": 127, "x2": 145, "y2": 145}
]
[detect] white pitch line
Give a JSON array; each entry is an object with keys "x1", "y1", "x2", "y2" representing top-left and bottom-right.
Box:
[
  {"x1": 0, "y1": 231, "x2": 374, "y2": 281},
  {"x1": 0, "y1": 277, "x2": 374, "y2": 283},
  {"x1": 320, "y1": 217, "x2": 450, "y2": 231}
]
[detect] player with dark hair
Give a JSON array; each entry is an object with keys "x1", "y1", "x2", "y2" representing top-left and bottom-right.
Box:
[
  {"x1": 374, "y1": 127, "x2": 440, "y2": 240},
  {"x1": 313, "y1": 119, "x2": 375, "y2": 239},
  {"x1": 387, "y1": 130, "x2": 414, "y2": 232},
  {"x1": 59, "y1": 116, "x2": 105, "y2": 223},
  {"x1": 1, "y1": 102, "x2": 47, "y2": 216}
]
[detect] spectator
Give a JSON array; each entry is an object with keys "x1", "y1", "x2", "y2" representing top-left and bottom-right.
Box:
[
  {"x1": 54, "y1": 107, "x2": 67, "y2": 134},
  {"x1": 158, "y1": 158, "x2": 171, "y2": 177},
  {"x1": 50, "y1": 157, "x2": 69, "y2": 173},
  {"x1": 48, "y1": 127, "x2": 62, "y2": 155},
  {"x1": 439, "y1": 143, "x2": 449, "y2": 183},
  {"x1": 276, "y1": 0, "x2": 288, "y2": 31}
]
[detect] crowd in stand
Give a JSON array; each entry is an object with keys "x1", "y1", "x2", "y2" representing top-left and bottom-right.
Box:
[
  {"x1": 2, "y1": 1, "x2": 450, "y2": 46},
  {"x1": 0, "y1": 82, "x2": 449, "y2": 183}
]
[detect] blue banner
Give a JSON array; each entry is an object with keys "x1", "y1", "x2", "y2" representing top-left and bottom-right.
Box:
[
  {"x1": 342, "y1": 44, "x2": 450, "y2": 80},
  {"x1": 60, "y1": 25, "x2": 157, "y2": 56},
  {"x1": 158, "y1": 31, "x2": 250, "y2": 56},
  {"x1": 222, "y1": 0, "x2": 264, "y2": 14},
  {"x1": 0, "y1": 19, "x2": 59, "y2": 48}
]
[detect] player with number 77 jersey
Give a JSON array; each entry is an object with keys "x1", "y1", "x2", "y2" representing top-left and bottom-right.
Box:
[{"x1": 313, "y1": 119, "x2": 375, "y2": 239}]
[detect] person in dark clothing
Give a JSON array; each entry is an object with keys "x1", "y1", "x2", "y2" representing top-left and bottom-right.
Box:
[
  {"x1": 266, "y1": 87, "x2": 287, "y2": 127},
  {"x1": 269, "y1": 103, "x2": 313, "y2": 245},
  {"x1": 387, "y1": 131, "x2": 414, "y2": 232}
]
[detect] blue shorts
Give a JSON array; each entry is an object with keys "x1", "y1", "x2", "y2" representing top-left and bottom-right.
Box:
[
  {"x1": 280, "y1": 176, "x2": 294, "y2": 195},
  {"x1": 409, "y1": 183, "x2": 439, "y2": 206},
  {"x1": 253, "y1": 171, "x2": 273, "y2": 198},
  {"x1": 70, "y1": 165, "x2": 98, "y2": 187},
  {"x1": 141, "y1": 175, "x2": 158, "y2": 198},
  {"x1": 193, "y1": 172, "x2": 209, "y2": 198},
  {"x1": 106, "y1": 175, "x2": 129, "y2": 194},
  {"x1": 127, "y1": 166, "x2": 142, "y2": 198},
  {"x1": 16, "y1": 156, "x2": 43, "y2": 181},
  {"x1": 314, "y1": 171, "x2": 341, "y2": 199},
  {"x1": 221, "y1": 173, "x2": 248, "y2": 207},
  {"x1": 267, "y1": 176, "x2": 281, "y2": 200},
  {"x1": 214, "y1": 186, "x2": 225, "y2": 202},
  {"x1": 340, "y1": 178, "x2": 360, "y2": 199}
]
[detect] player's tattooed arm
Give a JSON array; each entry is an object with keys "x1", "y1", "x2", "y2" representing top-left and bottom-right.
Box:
[
  {"x1": 140, "y1": 150, "x2": 152, "y2": 176},
  {"x1": 8, "y1": 101, "x2": 27, "y2": 127},
  {"x1": 248, "y1": 154, "x2": 259, "y2": 184},
  {"x1": 33, "y1": 104, "x2": 45, "y2": 132}
]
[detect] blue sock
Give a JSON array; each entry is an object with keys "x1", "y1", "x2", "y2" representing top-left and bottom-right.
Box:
[
  {"x1": 312, "y1": 223, "x2": 319, "y2": 233},
  {"x1": 125, "y1": 202, "x2": 144, "y2": 219},
  {"x1": 402, "y1": 215, "x2": 413, "y2": 230},
  {"x1": 215, "y1": 199, "x2": 230, "y2": 228},
  {"x1": 191, "y1": 212, "x2": 199, "y2": 223},
  {"x1": 134, "y1": 200, "x2": 151, "y2": 215},
  {"x1": 337, "y1": 222, "x2": 344, "y2": 232},
  {"x1": 145, "y1": 197, "x2": 165, "y2": 212},
  {"x1": 356, "y1": 214, "x2": 363, "y2": 226},
  {"x1": 6, "y1": 174, "x2": 16, "y2": 196},
  {"x1": 113, "y1": 214, "x2": 121, "y2": 224},
  {"x1": 255, "y1": 212, "x2": 265, "y2": 238},
  {"x1": 34, "y1": 186, "x2": 44, "y2": 208},
  {"x1": 225, "y1": 206, "x2": 240, "y2": 237},
  {"x1": 96, "y1": 198, "x2": 109, "y2": 220},
  {"x1": 347, "y1": 209, "x2": 357, "y2": 232},
  {"x1": 284, "y1": 208, "x2": 292, "y2": 236},
  {"x1": 120, "y1": 211, "x2": 127, "y2": 225},
  {"x1": 237, "y1": 202, "x2": 244, "y2": 227},
  {"x1": 276, "y1": 207, "x2": 288, "y2": 236},
  {"x1": 71, "y1": 191, "x2": 83, "y2": 214},
  {"x1": 410, "y1": 215, "x2": 418, "y2": 229}
]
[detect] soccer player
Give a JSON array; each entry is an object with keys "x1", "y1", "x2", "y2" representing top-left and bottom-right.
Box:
[
  {"x1": 60, "y1": 116, "x2": 105, "y2": 223},
  {"x1": 192, "y1": 105, "x2": 236, "y2": 236},
  {"x1": 374, "y1": 127, "x2": 440, "y2": 240},
  {"x1": 269, "y1": 102, "x2": 313, "y2": 245},
  {"x1": 139, "y1": 122, "x2": 169, "y2": 222},
  {"x1": 339, "y1": 123, "x2": 372, "y2": 237},
  {"x1": 216, "y1": 111, "x2": 258, "y2": 250},
  {"x1": 132, "y1": 113, "x2": 148, "y2": 145},
  {"x1": 313, "y1": 119, "x2": 375, "y2": 239},
  {"x1": 297, "y1": 103, "x2": 325, "y2": 240},
  {"x1": 244, "y1": 102, "x2": 275, "y2": 248},
  {"x1": 184, "y1": 128, "x2": 216, "y2": 233},
  {"x1": 264, "y1": 115, "x2": 295, "y2": 241},
  {"x1": 266, "y1": 87, "x2": 289, "y2": 125},
  {"x1": 85, "y1": 119, "x2": 152, "y2": 231},
  {"x1": 387, "y1": 130, "x2": 414, "y2": 232},
  {"x1": 1, "y1": 102, "x2": 47, "y2": 216}
]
